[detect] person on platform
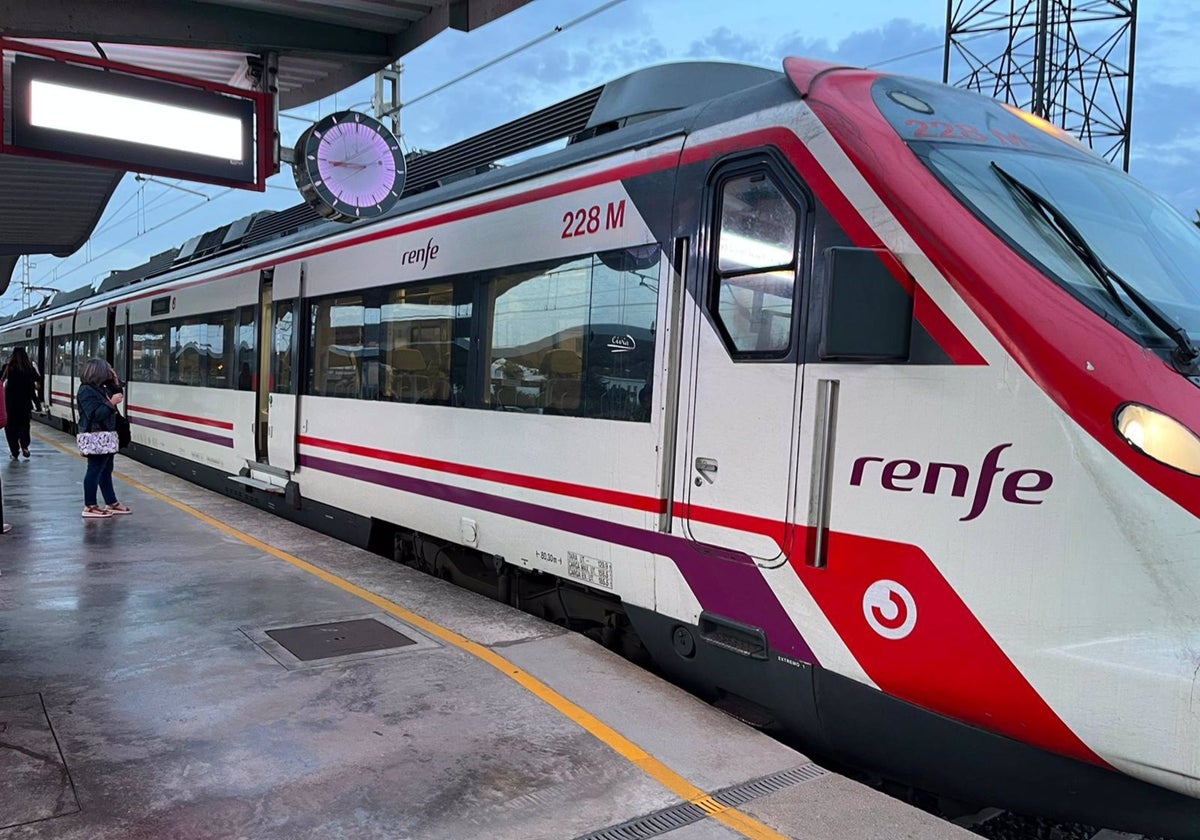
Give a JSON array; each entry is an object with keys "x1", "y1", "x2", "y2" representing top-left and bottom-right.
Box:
[
  {"x1": 2, "y1": 348, "x2": 43, "y2": 459},
  {"x1": 0, "y1": 387, "x2": 9, "y2": 533},
  {"x1": 76, "y1": 358, "x2": 132, "y2": 519}
]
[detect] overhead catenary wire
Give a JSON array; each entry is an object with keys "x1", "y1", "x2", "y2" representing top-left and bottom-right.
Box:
[{"x1": 9, "y1": 1, "x2": 958, "y2": 310}]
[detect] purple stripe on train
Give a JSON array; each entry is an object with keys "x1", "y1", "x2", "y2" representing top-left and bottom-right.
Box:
[
  {"x1": 134, "y1": 416, "x2": 234, "y2": 448},
  {"x1": 300, "y1": 453, "x2": 818, "y2": 664}
]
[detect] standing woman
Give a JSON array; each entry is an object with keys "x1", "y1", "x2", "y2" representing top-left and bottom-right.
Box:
[
  {"x1": 0, "y1": 384, "x2": 10, "y2": 532},
  {"x1": 2, "y1": 347, "x2": 42, "y2": 459},
  {"x1": 76, "y1": 358, "x2": 132, "y2": 518}
]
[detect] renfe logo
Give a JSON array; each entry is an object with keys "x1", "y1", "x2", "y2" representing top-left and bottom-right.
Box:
[
  {"x1": 863, "y1": 580, "x2": 917, "y2": 639},
  {"x1": 849, "y1": 443, "x2": 1053, "y2": 522}
]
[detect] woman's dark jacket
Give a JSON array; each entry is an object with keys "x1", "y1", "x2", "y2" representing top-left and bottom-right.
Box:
[
  {"x1": 3, "y1": 367, "x2": 41, "y2": 421},
  {"x1": 76, "y1": 383, "x2": 117, "y2": 432}
]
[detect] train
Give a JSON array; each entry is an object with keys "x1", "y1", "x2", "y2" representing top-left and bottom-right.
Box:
[{"x1": 4, "y1": 57, "x2": 1200, "y2": 837}]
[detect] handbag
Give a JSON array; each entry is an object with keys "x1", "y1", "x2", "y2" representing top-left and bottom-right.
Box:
[
  {"x1": 77, "y1": 430, "x2": 119, "y2": 456},
  {"x1": 77, "y1": 384, "x2": 120, "y2": 456},
  {"x1": 115, "y1": 412, "x2": 131, "y2": 449}
]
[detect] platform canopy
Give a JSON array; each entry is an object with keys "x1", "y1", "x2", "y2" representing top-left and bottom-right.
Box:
[{"x1": 0, "y1": 0, "x2": 533, "y2": 295}]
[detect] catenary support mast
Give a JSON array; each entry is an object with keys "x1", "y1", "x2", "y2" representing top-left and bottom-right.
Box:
[{"x1": 944, "y1": 0, "x2": 1137, "y2": 170}]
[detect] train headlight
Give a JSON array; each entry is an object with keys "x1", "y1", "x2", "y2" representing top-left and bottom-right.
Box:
[{"x1": 1115, "y1": 403, "x2": 1200, "y2": 476}]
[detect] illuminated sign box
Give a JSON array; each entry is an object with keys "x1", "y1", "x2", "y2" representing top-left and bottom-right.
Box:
[{"x1": 10, "y1": 55, "x2": 258, "y2": 186}]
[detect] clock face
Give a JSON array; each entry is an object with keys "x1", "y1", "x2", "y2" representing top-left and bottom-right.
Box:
[{"x1": 293, "y1": 111, "x2": 406, "y2": 223}]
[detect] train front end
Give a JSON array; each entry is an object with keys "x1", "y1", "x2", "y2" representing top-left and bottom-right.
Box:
[{"x1": 790, "y1": 59, "x2": 1200, "y2": 834}]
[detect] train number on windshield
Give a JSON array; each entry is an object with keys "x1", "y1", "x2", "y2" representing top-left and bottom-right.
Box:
[{"x1": 562, "y1": 200, "x2": 626, "y2": 238}]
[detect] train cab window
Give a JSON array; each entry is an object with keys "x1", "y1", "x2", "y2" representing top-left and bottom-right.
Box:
[{"x1": 712, "y1": 171, "x2": 800, "y2": 357}]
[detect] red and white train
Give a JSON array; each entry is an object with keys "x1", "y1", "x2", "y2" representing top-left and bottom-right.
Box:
[{"x1": 5, "y1": 58, "x2": 1200, "y2": 836}]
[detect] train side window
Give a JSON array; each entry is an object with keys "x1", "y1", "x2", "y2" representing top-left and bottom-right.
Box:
[
  {"x1": 379, "y1": 282, "x2": 464, "y2": 406},
  {"x1": 712, "y1": 171, "x2": 799, "y2": 357},
  {"x1": 309, "y1": 295, "x2": 366, "y2": 399},
  {"x1": 54, "y1": 332, "x2": 71, "y2": 377},
  {"x1": 168, "y1": 312, "x2": 232, "y2": 388},
  {"x1": 272, "y1": 301, "x2": 296, "y2": 394},
  {"x1": 114, "y1": 329, "x2": 126, "y2": 384},
  {"x1": 236, "y1": 305, "x2": 256, "y2": 390},
  {"x1": 131, "y1": 322, "x2": 169, "y2": 383},
  {"x1": 485, "y1": 250, "x2": 658, "y2": 420}
]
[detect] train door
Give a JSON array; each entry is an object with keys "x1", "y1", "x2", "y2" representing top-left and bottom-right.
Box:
[
  {"x1": 678, "y1": 156, "x2": 807, "y2": 563},
  {"x1": 35, "y1": 323, "x2": 46, "y2": 412},
  {"x1": 255, "y1": 272, "x2": 273, "y2": 460},
  {"x1": 263, "y1": 262, "x2": 300, "y2": 472}
]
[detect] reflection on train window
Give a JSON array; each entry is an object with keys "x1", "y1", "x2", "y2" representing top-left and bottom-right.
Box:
[
  {"x1": 236, "y1": 305, "x2": 256, "y2": 391},
  {"x1": 380, "y1": 282, "x2": 465, "y2": 405},
  {"x1": 169, "y1": 312, "x2": 231, "y2": 388},
  {"x1": 114, "y1": 331, "x2": 126, "y2": 384},
  {"x1": 308, "y1": 283, "x2": 470, "y2": 404},
  {"x1": 54, "y1": 332, "x2": 72, "y2": 377},
  {"x1": 131, "y1": 325, "x2": 169, "y2": 383},
  {"x1": 310, "y1": 296, "x2": 367, "y2": 398},
  {"x1": 486, "y1": 250, "x2": 658, "y2": 421},
  {"x1": 71, "y1": 330, "x2": 105, "y2": 376},
  {"x1": 713, "y1": 171, "x2": 799, "y2": 356},
  {"x1": 272, "y1": 302, "x2": 295, "y2": 394}
]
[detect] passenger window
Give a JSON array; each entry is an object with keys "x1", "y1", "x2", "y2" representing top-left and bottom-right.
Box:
[
  {"x1": 132, "y1": 323, "x2": 169, "y2": 383},
  {"x1": 272, "y1": 301, "x2": 295, "y2": 394},
  {"x1": 309, "y1": 296, "x2": 367, "y2": 399},
  {"x1": 486, "y1": 249, "x2": 658, "y2": 420},
  {"x1": 713, "y1": 172, "x2": 799, "y2": 356},
  {"x1": 379, "y1": 282, "x2": 466, "y2": 406},
  {"x1": 54, "y1": 333, "x2": 71, "y2": 377},
  {"x1": 169, "y1": 314, "x2": 232, "y2": 387},
  {"x1": 236, "y1": 305, "x2": 256, "y2": 391},
  {"x1": 114, "y1": 330, "x2": 126, "y2": 384}
]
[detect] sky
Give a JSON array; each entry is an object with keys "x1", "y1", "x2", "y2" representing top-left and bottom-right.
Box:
[{"x1": 4, "y1": 0, "x2": 1195, "y2": 316}]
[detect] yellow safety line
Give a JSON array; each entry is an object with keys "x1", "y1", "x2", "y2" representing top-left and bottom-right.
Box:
[{"x1": 37, "y1": 433, "x2": 789, "y2": 840}]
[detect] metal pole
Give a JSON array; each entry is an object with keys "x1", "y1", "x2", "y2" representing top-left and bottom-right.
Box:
[
  {"x1": 942, "y1": 0, "x2": 954, "y2": 84},
  {"x1": 1123, "y1": 0, "x2": 1138, "y2": 172},
  {"x1": 1033, "y1": 0, "x2": 1050, "y2": 117}
]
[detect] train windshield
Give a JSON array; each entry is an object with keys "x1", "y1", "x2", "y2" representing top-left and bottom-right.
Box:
[{"x1": 874, "y1": 77, "x2": 1200, "y2": 354}]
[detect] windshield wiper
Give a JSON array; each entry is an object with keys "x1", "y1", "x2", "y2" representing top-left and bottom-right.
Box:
[{"x1": 991, "y1": 162, "x2": 1200, "y2": 374}]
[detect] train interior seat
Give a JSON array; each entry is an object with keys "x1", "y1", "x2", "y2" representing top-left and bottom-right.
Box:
[
  {"x1": 389, "y1": 348, "x2": 429, "y2": 402},
  {"x1": 541, "y1": 348, "x2": 582, "y2": 411}
]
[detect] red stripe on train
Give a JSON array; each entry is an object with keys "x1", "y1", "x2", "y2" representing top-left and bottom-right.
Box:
[{"x1": 127, "y1": 404, "x2": 234, "y2": 430}]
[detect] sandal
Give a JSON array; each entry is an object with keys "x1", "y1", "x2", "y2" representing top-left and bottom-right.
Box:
[
  {"x1": 106, "y1": 503, "x2": 133, "y2": 515},
  {"x1": 82, "y1": 506, "x2": 113, "y2": 518}
]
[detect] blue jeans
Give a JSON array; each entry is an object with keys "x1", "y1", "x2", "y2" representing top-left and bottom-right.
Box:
[{"x1": 83, "y1": 454, "x2": 117, "y2": 507}]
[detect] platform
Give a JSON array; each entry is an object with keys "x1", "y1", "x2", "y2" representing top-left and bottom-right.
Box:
[{"x1": 0, "y1": 426, "x2": 972, "y2": 840}]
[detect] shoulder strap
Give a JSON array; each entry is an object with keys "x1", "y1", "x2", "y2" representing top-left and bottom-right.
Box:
[{"x1": 79, "y1": 384, "x2": 97, "y2": 433}]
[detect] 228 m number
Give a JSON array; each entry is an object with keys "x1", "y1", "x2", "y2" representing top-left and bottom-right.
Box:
[
  {"x1": 562, "y1": 199, "x2": 626, "y2": 238},
  {"x1": 904, "y1": 119, "x2": 1027, "y2": 147}
]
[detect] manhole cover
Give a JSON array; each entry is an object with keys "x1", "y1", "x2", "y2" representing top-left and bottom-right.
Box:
[{"x1": 265, "y1": 618, "x2": 416, "y2": 661}]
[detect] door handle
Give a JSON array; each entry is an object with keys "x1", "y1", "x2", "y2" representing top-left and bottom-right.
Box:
[{"x1": 695, "y1": 457, "x2": 718, "y2": 484}]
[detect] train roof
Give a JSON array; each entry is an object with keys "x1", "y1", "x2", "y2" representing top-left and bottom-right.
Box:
[{"x1": 0, "y1": 60, "x2": 790, "y2": 331}]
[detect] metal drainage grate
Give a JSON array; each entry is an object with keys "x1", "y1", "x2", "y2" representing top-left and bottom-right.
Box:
[
  {"x1": 574, "y1": 762, "x2": 830, "y2": 840},
  {"x1": 265, "y1": 618, "x2": 416, "y2": 661}
]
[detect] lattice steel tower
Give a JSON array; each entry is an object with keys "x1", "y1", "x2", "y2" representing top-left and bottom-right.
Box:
[{"x1": 944, "y1": 1, "x2": 1138, "y2": 169}]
